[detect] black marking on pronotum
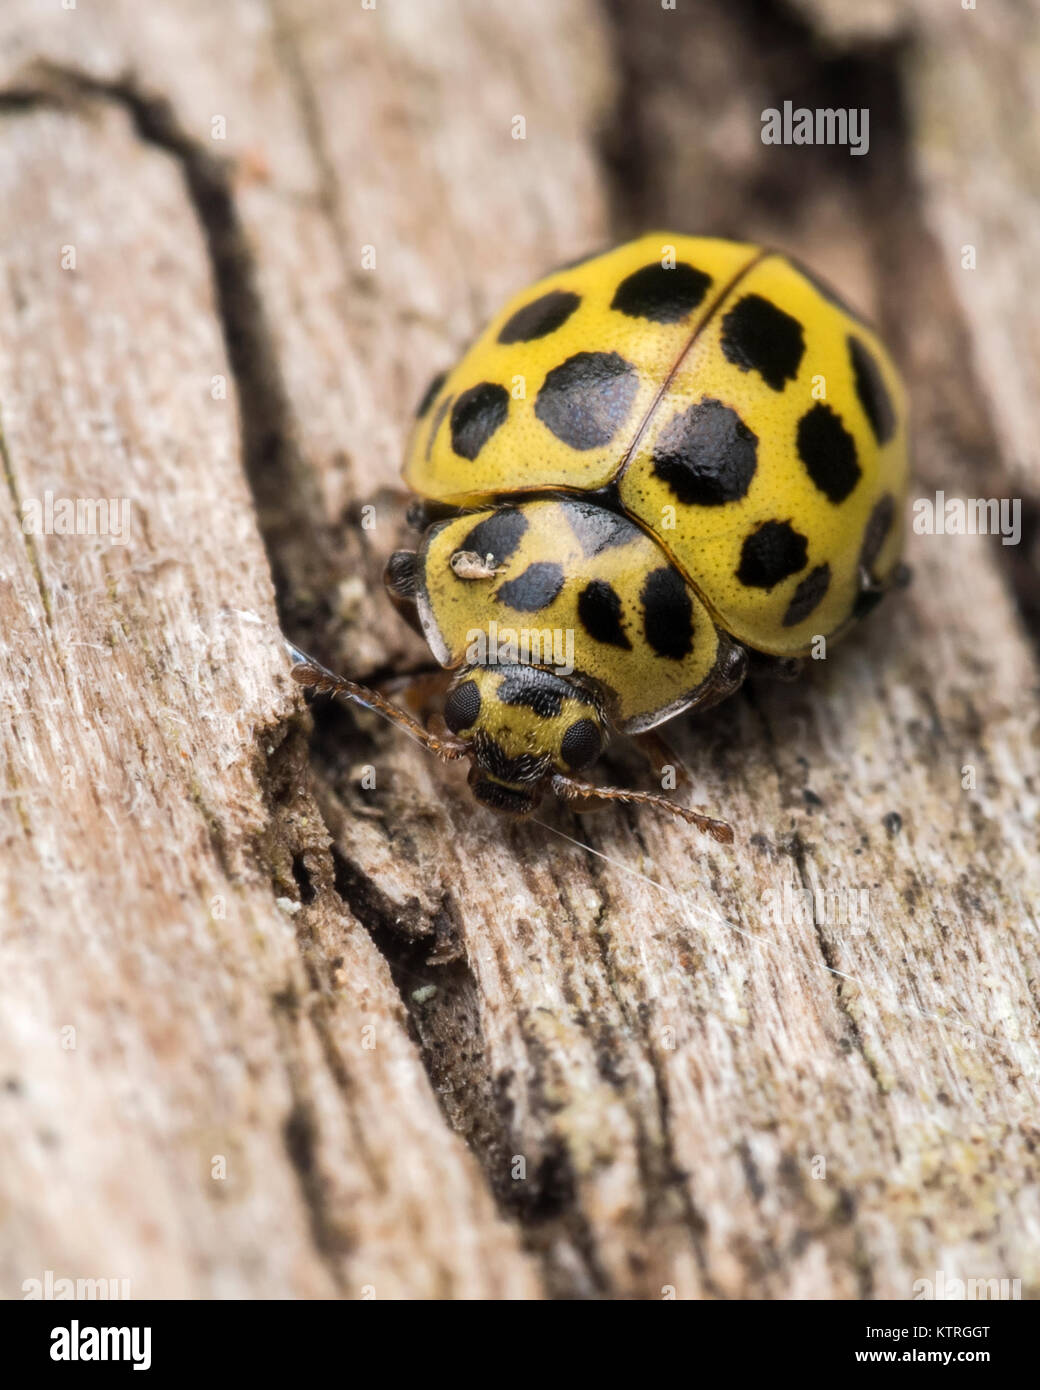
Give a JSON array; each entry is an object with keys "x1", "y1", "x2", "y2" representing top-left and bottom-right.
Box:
[
  {"x1": 450, "y1": 381, "x2": 509, "y2": 460},
  {"x1": 641, "y1": 567, "x2": 694, "y2": 659},
  {"x1": 459, "y1": 507, "x2": 528, "y2": 568},
  {"x1": 848, "y1": 335, "x2": 896, "y2": 446},
  {"x1": 782, "y1": 562, "x2": 831, "y2": 627},
  {"x1": 737, "y1": 520, "x2": 809, "y2": 589},
  {"x1": 496, "y1": 561, "x2": 566, "y2": 612},
  {"x1": 535, "y1": 351, "x2": 639, "y2": 450},
  {"x1": 651, "y1": 397, "x2": 758, "y2": 506},
  {"x1": 498, "y1": 289, "x2": 581, "y2": 344},
  {"x1": 577, "y1": 579, "x2": 632, "y2": 649},
  {"x1": 720, "y1": 293, "x2": 805, "y2": 392},
  {"x1": 796, "y1": 403, "x2": 861, "y2": 503},
  {"x1": 611, "y1": 261, "x2": 712, "y2": 324}
]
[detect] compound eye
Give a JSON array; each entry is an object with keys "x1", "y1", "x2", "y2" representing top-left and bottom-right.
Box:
[
  {"x1": 444, "y1": 679, "x2": 482, "y2": 734},
  {"x1": 560, "y1": 718, "x2": 601, "y2": 771}
]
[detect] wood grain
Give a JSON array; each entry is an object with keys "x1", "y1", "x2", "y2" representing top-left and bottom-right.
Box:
[{"x1": 1, "y1": 0, "x2": 1037, "y2": 1299}]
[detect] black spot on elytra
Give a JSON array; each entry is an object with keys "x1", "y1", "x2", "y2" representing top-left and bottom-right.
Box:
[
  {"x1": 563, "y1": 500, "x2": 637, "y2": 555},
  {"x1": 611, "y1": 261, "x2": 712, "y2": 324},
  {"x1": 414, "y1": 370, "x2": 447, "y2": 418},
  {"x1": 737, "y1": 520, "x2": 809, "y2": 589},
  {"x1": 720, "y1": 293, "x2": 806, "y2": 392},
  {"x1": 496, "y1": 561, "x2": 565, "y2": 612},
  {"x1": 578, "y1": 579, "x2": 631, "y2": 649},
  {"x1": 797, "y1": 403, "x2": 861, "y2": 503},
  {"x1": 641, "y1": 567, "x2": 694, "y2": 660},
  {"x1": 652, "y1": 397, "x2": 758, "y2": 506},
  {"x1": 444, "y1": 679, "x2": 482, "y2": 733},
  {"x1": 498, "y1": 290, "x2": 581, "y2": 344},
  {"x1": 859, "y1": 493, "x2": 896, "y2": 574},
  {"x1": 425, "y1": 393, "x2": 453, "y2": 460},
  {"x1": 459, "y1": 507, "x2": 528, "y2": 567},
  {"x1": 848, "y1": 335, "x2": 896, "y2": 445},
  {"x1": 560, "y1": 718, "x2": 602, "y2": 770},
  {"x1": 450, "y1": 382, "x2": 509, "y2": 460},
  {"x1": 782, "y1": 563, "x2": 831, "y2": 627},
  {"x1": 535, "y1": 351, "x2": 639, "y2": 450}
]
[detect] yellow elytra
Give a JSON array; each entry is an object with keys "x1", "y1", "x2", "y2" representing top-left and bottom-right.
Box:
[{"x1": 295, "y1": 234, "x2": 909, "y2": 837}]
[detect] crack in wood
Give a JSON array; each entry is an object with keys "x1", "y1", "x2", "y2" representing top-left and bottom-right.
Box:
[
  {"x1": 0, "y1": 61, "x2": 531, "y2": 1293},
  {"x1": 9, "y1": 61, "x2": 346, "y2": 644},
  {"x1": 0, "y1": 414, "x2": 51, "y2": 625}
]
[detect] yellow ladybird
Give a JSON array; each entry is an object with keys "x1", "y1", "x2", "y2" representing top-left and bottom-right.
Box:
[{"x1": 292, "y1": 234, "x2": 909, "y2": 840}]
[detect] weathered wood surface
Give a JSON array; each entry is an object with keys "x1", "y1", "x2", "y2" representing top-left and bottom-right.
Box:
[{"x1": 0, "y1": 0, "x2": 1037, "y2": 1299}]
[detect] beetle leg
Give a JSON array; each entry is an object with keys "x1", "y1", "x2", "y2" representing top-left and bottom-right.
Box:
[
  {"x1": 751, "y1": 652, "x2": 804, "y2": 682},
  {"x1": 378, "y1": 666, "x2": 454, "y2": 716},
  {"x1": 631, "y1": 729, "x2": 692, "y2": 792},
  {"x1": 853, "y1": 560, "x2": 912, "y2": 619}
]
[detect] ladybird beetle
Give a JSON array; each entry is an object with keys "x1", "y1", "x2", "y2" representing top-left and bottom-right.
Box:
[{"x1": 291, "y1": 234, "x2": 908, "y2": 840}]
